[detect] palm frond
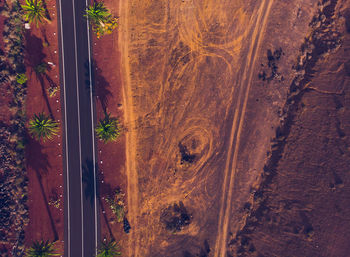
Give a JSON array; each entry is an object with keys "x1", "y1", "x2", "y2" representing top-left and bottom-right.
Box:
[
  {"x1": 26, "y1": 240, "x2": 60, "y2": 257},
  {"x1": 97, "y1": 239, "x2": 121, "y2": 257},
  {"x1": 95, "y1": 113, "x2": 120, "y2": 143},
  {"x1": 85, "y1": 2, "x2": 118, "y2": 38},
  {"x1": 29, "y1": 113, "x2": 59, "y2": 141},
  {"x1": 21, "y1": 0, "x2": 48, "y2": 27},
  {"x1": 85, "y1": 2, "x2": 110, "y2": 26}
]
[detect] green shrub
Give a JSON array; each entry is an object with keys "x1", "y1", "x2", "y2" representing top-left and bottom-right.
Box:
[{"x1": 16, "y1": 73, "x2": 27, "y2": 84}]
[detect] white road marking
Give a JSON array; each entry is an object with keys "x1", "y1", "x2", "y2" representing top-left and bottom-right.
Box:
[
  {"x1": 58, "y1": 0, "x2": 71, "y2": 255},
  {"x1": 84, "y1": 0, "x2": 99, "y2": 254}
]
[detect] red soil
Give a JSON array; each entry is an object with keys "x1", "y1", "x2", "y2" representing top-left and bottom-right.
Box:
[
  {"x1": 23, "y1": 0, "x2": 64, "y2": 254},
  {"x1": 91, "y1": 0, "x2": 128, "y2": 251}
]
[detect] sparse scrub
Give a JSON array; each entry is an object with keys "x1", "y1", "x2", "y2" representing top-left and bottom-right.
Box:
[
  {"x1": 0, "y1": 1, "x2": 29, "y2": 255},
  {"x1": 105, "y1": 188, "x2": 125, "y2": 223},
  {"x1": 160, "y1": 202, "x2": 191, "y2": 233}
]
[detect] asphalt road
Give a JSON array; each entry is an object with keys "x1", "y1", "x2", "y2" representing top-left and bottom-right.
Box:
[{"x1": 58, "y1": 0, "x2": 99, "y2": 256}]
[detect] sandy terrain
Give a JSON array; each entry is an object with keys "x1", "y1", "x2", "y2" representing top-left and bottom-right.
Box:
[{"x1": 112, "y1": 0, "x2": 350, "y2": 256}]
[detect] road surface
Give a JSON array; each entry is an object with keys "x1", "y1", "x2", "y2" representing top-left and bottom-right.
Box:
[{"x1": 58, "y1": 0, "x2": 99, "y2": 256}]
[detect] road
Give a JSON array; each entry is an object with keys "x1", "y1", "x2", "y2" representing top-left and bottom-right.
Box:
[{"x1": 58, "y1": 0, "x2": 99, "y2": 256}]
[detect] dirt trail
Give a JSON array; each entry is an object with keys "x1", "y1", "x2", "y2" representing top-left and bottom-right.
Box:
[
  {"x1": 119, "y1": 0, "x2": 140, "y2": 256},
  {"x1": 213, "y1": 1, "x2": 274, "y2": 256}
]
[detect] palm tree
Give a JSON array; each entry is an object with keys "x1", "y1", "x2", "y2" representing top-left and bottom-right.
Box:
[
  {"x1": 21, "y1": 0, "x2": 49, "y2": 27},
  {"x1": 97, "y1": 239, "x2": 121, "y2": 257},
  {"x1": 29, "y1": 113, "x2": 59, "y2": 141},
  {"x1": 26, "y1": 240, "x2": 59, "y2": 257},
  {"x1": 85, "y1": 2, "x2": 118, "y2": 38},
  {"x1": 95, "y1": 113, "x2": 120, "y2": 143},
  {"x1": 85, "y1": 2, "x2": 111, "y2": 28}
]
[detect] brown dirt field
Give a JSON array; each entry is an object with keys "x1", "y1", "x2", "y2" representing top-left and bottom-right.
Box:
[
  {"x1": 114, "y1": 0, "x2": 350, "y2": 256},
  {"x1": 23, "y1": 0, "x2": 64, "y2": 254},
  {"x1": 227, "y1": 1, "x2": 350, "y2": 257}
]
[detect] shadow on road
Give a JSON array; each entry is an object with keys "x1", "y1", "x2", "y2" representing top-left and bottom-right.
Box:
[
  {"x1": 82, "y1": 160, "x2": 117, "y2": 240},
  {"x1": 82, "y1": 159, "x2": 98, "y2": 204},
  {"x1": 91, "y1": 61, "x2": 112, "y2": 113}
]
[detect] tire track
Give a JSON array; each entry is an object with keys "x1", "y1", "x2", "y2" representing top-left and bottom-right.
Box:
[
  {"x1": 213, "y1": 1, "x2": 274, "y2": 256},
  {"x1": 119, "y1": 0, "x2": 140, "y2": 256}
]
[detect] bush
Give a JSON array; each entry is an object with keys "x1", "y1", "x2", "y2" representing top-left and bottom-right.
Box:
[
  {"x1": 35, "y1": 63, "x2": 47, "y2": 74},
  {"x1": 16, "y1": 73, "x2": 27, "y2": 84},
  {"x1": 105, "y1": 188, "x2": 125, "y2": 223}
]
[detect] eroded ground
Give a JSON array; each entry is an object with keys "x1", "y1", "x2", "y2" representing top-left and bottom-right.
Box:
[{"x1": 117, "y1": 0, "x2": 350, "y2": 256}]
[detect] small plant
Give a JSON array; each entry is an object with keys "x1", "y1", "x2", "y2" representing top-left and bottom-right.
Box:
[
  {"x1": 16, "y1": 138, "x2": 27, "y2": 150},
  {"x1": 29, "y1": 113, "x2": 59, "y2": 141},
  {"x1": 160, "y1": 201, "x2": 191, "y2": 233},
  {"x1": 21, "y1": 0, "x2": 50, "y2": 27},
  {"x1": 48, "y1": 190, "x2": 61, "y2": 209},
  {"x1": 26, "y1": 240, "x2": 59, "y2": 257},
  {"x1": 85, "y1": 2, "x2": 118, "y2": 39},
  {"x1": 35, "y1": 63, "x2": 47, "y2": 74},
  {"x1": 96, "y1": 113, "x2": 120, "y2": 142},
  {"x1": 97, "y1": 238, "x2": 121, "y2": 257},
  {"x1": 16, "y1": 73, "x2": 28, "y2": 85},
  {"x1": 105, "y1": 188, "x2": 125, "y2": 223},
  {"x1": 47, "y1": 86, "x2": 59, "y2": 98}
]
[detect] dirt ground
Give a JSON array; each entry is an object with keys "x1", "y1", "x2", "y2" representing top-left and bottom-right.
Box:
[
  {"x1": 114, "y1": 0, "x2": 350, "y2": 256},
  {"x1": 227, "y1": 1, "x2": 350, "y2": 257},
  {"x1": 23, "y1": 0, "x2": 64, "y2": 253},
  {"x1": 91, "y1": 0, "x2": 129, "y2": 252}
]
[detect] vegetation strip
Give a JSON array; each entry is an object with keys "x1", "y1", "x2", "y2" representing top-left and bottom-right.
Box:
[{"x1": 0, "y1": 1, "x2": 28, "y2": 256}]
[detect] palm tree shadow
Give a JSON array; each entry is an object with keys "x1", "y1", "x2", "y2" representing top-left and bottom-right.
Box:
[
  {"x1": 91, "y1": 62, "x2": 112, "y2": 113},
  {"x1": 25, "y1": 31, "x2": 55, "y2": 120},
  {"x1": 82, "y1": 159, "x2": 98, "y2": 204},
  {"x1": 82, "y1": 161, "x2": 116, "y2": 240},
  {"x1": 25, "y1": 131, "x2": 50, "y2": 174},
  {"x1": 25, "y1": 131, "x2": 58, "y2": 241}
]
